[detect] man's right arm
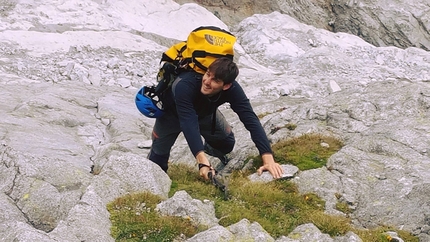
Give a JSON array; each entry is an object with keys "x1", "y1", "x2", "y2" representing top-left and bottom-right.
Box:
[
  {"x1": 172, "y1": 74, "x2": 212, "y2": 179},
  {"x1": 172, "y1": 74, "x2": 205, "y2": 156}
]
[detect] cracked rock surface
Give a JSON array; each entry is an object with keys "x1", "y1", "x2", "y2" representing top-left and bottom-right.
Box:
[{"x1": 1, "y1": 0, "x2": 430, "y2": 241}]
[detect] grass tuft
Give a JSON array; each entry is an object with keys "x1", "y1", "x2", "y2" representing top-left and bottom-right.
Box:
[
  {"x1": 251, "y1": 133, "x2": 343, "y2": 171},
  {"x1": 107, "y1": 192, "x2": 201, "y2": 241}
]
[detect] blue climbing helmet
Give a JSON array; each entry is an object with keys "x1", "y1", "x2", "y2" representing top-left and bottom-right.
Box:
[{"x1": 135, "y1": 86, "x2": 164, "y2": 118}]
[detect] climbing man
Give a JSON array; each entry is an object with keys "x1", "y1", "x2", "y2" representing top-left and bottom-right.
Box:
[{"x1": 143, "y1": 57, "x2": 283, "y2": 180}]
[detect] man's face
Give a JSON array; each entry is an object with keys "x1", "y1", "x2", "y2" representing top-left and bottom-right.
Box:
[{"x1": 201, "y1": 71, "x2": 231, "y2": 97}]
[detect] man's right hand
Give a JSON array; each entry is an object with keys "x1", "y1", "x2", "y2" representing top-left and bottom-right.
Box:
[
  {"x1": 196, "y1": 151, "x2": 212, "y2": 180},
  {"x1": 199, "y1": 165, "x2": 213, "y2": 180}
]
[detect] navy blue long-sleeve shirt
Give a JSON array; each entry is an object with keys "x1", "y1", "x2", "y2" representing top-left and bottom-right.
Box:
[{"x1": 170, "y1": 71, "x2": 272, "y2": 157}]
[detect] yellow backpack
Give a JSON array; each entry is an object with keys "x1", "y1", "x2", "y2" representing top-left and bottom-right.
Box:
[
  {"x1": 154, "y1": 26, "x2": 236, "y2": 95},
  {"x1": 163, "y1": 26, "x2": 236, "y2": 74}
]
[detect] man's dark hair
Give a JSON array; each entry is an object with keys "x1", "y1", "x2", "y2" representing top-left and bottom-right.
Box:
[{"x1": 207, "y1": 57, "x2": 239, "y2": 84}]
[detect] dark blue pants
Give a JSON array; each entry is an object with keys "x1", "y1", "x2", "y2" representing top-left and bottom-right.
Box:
[{"x1": 148, "y1": 109, "x2": 235, "y2": 172}]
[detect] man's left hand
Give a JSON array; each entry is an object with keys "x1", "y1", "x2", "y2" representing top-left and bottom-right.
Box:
[{"x1": 258, "y1": 153, "x2": 283, "y2": 179}]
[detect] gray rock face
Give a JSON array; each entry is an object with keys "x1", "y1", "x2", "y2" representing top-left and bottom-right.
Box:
[
  {"x1": 248, "y1": 164, "x2": 299, "y2": 183},
  {"x1": 228, "y1": 219, "x2": 275, "y2": 242},
  {"x1": 186, "y1": 225, "x2": 235, "y2": 242},
  {"x1": 275, "y1": 223, "x2": 332, "y2": 242},
  {"x1": 330, "y1": 0, "x2": 430, "y2": 50},
  {"x1": 156, "y1": 190, "x2": 219, "y2": 228},
  {"x1": 235, "y1": 12, "x2": 430, "y2": 239},
  {"x1": 1, "y1": 0, "x2": 430, "y2": 241},
  {"x1": 175, "y1": 0, "x2": 430, "y2": 50},
  {"x1": 1, "y1": 145, "x2": 92, "y2": 232}
]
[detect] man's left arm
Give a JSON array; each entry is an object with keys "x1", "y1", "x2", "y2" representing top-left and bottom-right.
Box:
[{"x1": 228, "y1": 84, "x2": 284, "y2": 178}]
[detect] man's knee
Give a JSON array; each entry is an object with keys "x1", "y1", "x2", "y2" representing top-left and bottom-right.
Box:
[
  {"x1": 223, "y1": 131, "x2": 235, "y2": 153},
  {"x1": 209, "y1": 131, "x2": 235, "y2": 154},
  {"x1": 148, "y1": 149, "x2": 169, "y2": 172}
]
